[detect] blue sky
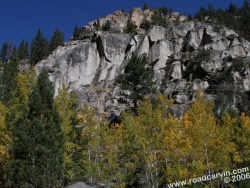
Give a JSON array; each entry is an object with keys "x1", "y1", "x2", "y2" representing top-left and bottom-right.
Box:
[{"x1": 0, "y1": 0, "x2": 245, "y2": 48}]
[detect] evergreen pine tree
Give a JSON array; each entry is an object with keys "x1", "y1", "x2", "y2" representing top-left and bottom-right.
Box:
[
  {"x1": 11, "y1": 69, "x2": 64, "y2": 187},
  {"x1": 30, "y1": 29, "x2": 49, "y2": 66},
  {"x1": 0, "y1": 52, "x2": 19, "y2": 105},
  {"x1": 0, "y1": 43, "x2": 8, "y2": 62},
  {"x1": 125, "y1": 21, "x2": 137, "y2": 33},
  {"x1": 18, "y1": 39, "x2": 29, "y2": 60},
  {"x1": 102, "y1": 21, "x2": 112, "y2": 31},
  {"x1": 50, "y1": 28, "x2": 64, "y2": 53},
  {"x1": 241, "y1": 0, "x2": 250, "y2": 39},
  {"x1": 12, "y1": 46, "x2": 17, "y2": 57},
  {"x1": 151, "y1": 9, "x2": 168, "y2": 28},
  {"x1": 243, "y1": 0, "x2": 250, "y2": 9},
  {"x1": 72, "y1": 25, "x2": 80, "y2": 40},
  {"x1": 117, "y1": 53, "x2": 155, "y2": 111},
  {"x1": 194, "y1": 6, "x2": 207, "y2": 21},
  {"x1": 228, "y1": 3, "x2": 238, "y2": 15},
  {"x1": 159, "y1": 6, "x2": 169, "y2": 16},
  {"x1": 143, "y1": 3, "x2": 149, "y2": 11}
]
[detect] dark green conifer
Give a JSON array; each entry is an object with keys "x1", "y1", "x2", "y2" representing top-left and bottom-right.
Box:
[
  {"x1": 151, "y1": 9, "x2": 168, "y2": 28},
  {"x1": 102, "y1": 20, "x2": 112, "y2": 31},
  {"x1": 18, "y1": 39, "x2": 29, "y2": 60},
  {"x1": 30, "y1": 29, "x2": 49, "y2": 66},
  {"x1": 159, "y1": 6, "x2": 168, "y2": 15},
  {"x1": 117, "y1": 53, "x2": 156, "y2": 111},
  {"x1": 72, "y1": 25, "x2": 80, "y2": 40},
  {"x1": 0, "y1": 52, "x2": 19, "y2": 105},
  {"x1": 125, "y1": 21, "x2": 137, "y2": 33},
  {"x1": 11, "y1": 69, "x2": 64, "y2": 187},
  {"x1": 0, "y1": 43, "x2": 8, "y2": 62},
  {"x1": 50, "y1": 28, "x2": 64, "y2": 53},
  {"x1": 243, "y1": 0, "x2": 250, "y2": 9},
  {"x1": 194, "y1": 6, "x2": 207, "y2": 21},
  {"x1": 143, "y1": 3, "x2": 149, "y2": 11}
]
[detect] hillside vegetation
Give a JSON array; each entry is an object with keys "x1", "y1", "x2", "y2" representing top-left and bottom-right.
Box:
[{"x1": 0, "y1": 1, "x2": 250, "y2": 188}]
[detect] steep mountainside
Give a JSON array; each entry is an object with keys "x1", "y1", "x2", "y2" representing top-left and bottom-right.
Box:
[{"x1": 36, "y1": 8, "x2": 250, "y2": 117}]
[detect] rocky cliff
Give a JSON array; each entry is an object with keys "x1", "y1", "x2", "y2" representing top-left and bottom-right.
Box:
[{"x1": 36, "y1": 8, "x2": 250, "y2": 117}]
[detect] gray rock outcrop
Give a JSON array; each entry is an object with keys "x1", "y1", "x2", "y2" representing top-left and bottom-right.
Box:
[
  {"x1": 65, "y1": 182, "x2": 104, "y2": 188},
  {"x1": 36, "y1": 8, "x2": 250, "y2": 117}
]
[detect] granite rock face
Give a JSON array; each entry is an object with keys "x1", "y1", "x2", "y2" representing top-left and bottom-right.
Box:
[
  {"x1": 84, "y1": 8, "x2": 187, "y2": 34},
  {"x1": 36, "y1": 9, "x2": 250, "y2": 117}
]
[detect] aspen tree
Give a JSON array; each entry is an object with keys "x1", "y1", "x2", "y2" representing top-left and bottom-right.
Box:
[
  {"x1": 55, "y1": 85, "x2": 80, "y2": 184},
  {"x1": 80, "y1": 105, "x2": 102, "y2": 183},
  {"x1": 180, "y1": 91, "x2": 219, "y2": 186},
  {"x1": 0, "y1": 102, "x2": 10, "y2": 186}
]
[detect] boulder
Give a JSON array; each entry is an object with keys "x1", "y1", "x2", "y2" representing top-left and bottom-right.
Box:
[
  {"x1": 135, "y1": 35, "x2": 150, "y2": 55},
  {"x1": 147, "y1": 26, "x2": 166, "y2": 42},
  {"x1": 184, "y1": 28, "x2": 204, "y2": 51},
  {"x1": 65, "y1": 182, "x2": 103, "y2": 188},
  {"x1": 130, "y1": 8, "x2": 144, "y2": 27},
  {"x1": 150, "y1": 40, "x2": 172, "y2": 70},
  {"x1": 243, "y1": 78, "x2": 250, "y2": 91},
  {"x1": 166, "y1": 61, "x2": 182, "y2": 80},
  {"x1": 188, "y1": 79, "x2": 209, "y2": 91},
  {"x1": 98, "y1": 33, "x2": 131, "y2": 64},
  {"x1": 175, "y1": 92, "x2": 189, "y2": 104}
]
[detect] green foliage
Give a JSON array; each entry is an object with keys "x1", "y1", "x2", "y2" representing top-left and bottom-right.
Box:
[
  {"x1": 194, "y1": 6, "x2": 207, "y2": 21},
  {"x1": 7, "y1": 70, "x2": 36, "y2": 132},
  {"x1": 117, "y1": 53, "x2": 156, "y2": 110},
  {"x1": 125, "y1": 21, "x2": 137, "y2": 33},
  {"x1": 207, "y1": 3, "x2": 215, "y2": 18},
  {"x1": 102, "y1": 20, "x2": 112, "y2": 31},
  {"x1": 143, "y1": 3, "x2": 149, "y2": 11},
  {"x1": 55, "y1": 85, "x2": 81, "y2": 185},
  {"x1": 151, "y1": 9, "x2": 169, "y2": 28},
  {"x1": 0, "y1": 101, "x2": 10, "y2": 186},
  {"x1": 11, "y1": 69, "x2": 64, "y2": 187},
  {"x1": 18, "y1": 39, "x2": 29, "y2": 60},
  {"x1": 99, "y1": 123, "x2": 123, "y2": 186},
  {"x1": 193, "y1": 1, "x2": 250, "y2": 40},
  {"x1": 1, "y1": 43, "x2": 9, "y2": 62},
  {"x1": 30, "y1": 29, "x2": 49, "y2": 66},
  {"x1": 188, "y1": 14, "x2": 193, "y2": 20},
  {"x1": 243, "y1": 0, "x2": 250, "y2": 9},
  {"x1": 78, "y1": 105, "x2": 103, "y2": 183},
  {"x1": 0, "y1": 66, "x2": 35, "y2": 186},
  {"x1": 72, "y1": 25, "x2": 80, "y2": 40},
  {"x1": 228, "y1": 3, "x2": 239, "y2": 14},
  {"x1": 0, "y1": 52, "x2": 20, "y2": 106},
  {"x1": 2, "y1": 83, "x2": 247, "y2": 187},
  {"x1": 140, "y1": 19, "x2": 151, "y2": 30},
  {"x1": 12, "y1": 46, "x2": 17, "y2": 57},
  {"x1": 159, "y1": 6, "x2": 169, "y2": 16},
  {"x1": 50, "y1": 28, "x2": 64, "y2": 53}
]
